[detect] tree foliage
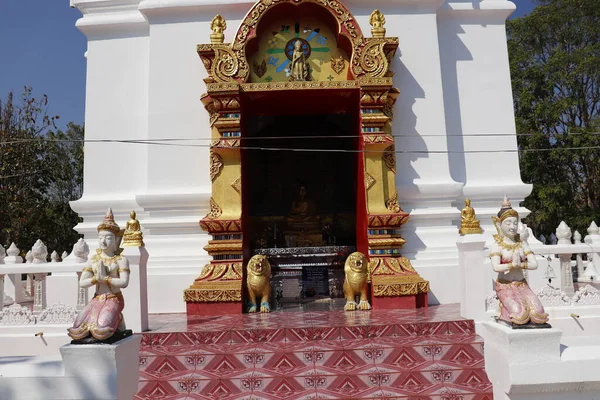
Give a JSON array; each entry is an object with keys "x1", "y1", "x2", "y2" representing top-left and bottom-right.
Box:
[
  {"x1": 508, "y1": 0, "x2": 600, "y2": 238},
  {"x1": 0, "y1": 87, "x2": 83, "y2": 257}
]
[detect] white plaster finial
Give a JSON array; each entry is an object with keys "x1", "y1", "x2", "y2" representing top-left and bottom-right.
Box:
[
  {"x1": 31, "y1": 239, "x2": 48, "y2": 264},
  {"x1": 574, "y1": 230, "x2": 582, "y2": 243},
  {"x1": 51, "y1": 251, "x2": 60, "y2": 262},
  {"x1": 73, "y1": 238, "x2": 90, "y2": 263},
  {"x1": 588, "y1": 221, "x2": 599, "y2": 236},
  {"x1": 556, "y1": 221, "x2": 572, "y2": 244},
  {"x1": 7, "y1": 243, "x2": 20, "y2": 257},
  {"x1": 25, "y1": 251, "x2": 33, "y2": 263},
  {"x1": 61, "y1": 251, "x2": 69, "y2": 260}
]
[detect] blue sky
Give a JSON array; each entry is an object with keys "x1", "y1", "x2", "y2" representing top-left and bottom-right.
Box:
[{"x1": 0, "y1": 0, "x2": 537, "y2": 131}]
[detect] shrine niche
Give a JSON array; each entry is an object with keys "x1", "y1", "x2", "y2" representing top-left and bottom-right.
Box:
[
  {"x1": 184, "y1": 0, "x2": 429, "y2": 315},
  {"x1": 248, "y1": 16, "x2": 350, "y2": 83}
]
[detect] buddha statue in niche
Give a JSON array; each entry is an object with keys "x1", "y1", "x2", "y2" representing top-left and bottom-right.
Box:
[
  {"x1": 290, "y1": 40, "x2": 310, "y2": 81},
  {"x1": 288, "y1": 185, "x2": 316, "y2": 221},
  {"x1": 285, "y1": 185, "x2": 322, "y2": 247}
]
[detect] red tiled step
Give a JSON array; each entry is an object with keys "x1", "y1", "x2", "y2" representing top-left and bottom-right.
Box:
[{"x1": 136, "y1": 305, "x2": 492, "y2": 400}]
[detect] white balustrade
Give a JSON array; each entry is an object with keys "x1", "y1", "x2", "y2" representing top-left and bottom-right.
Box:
[{"x1": 458, "y1": 219, "x2": 600, "y2": 331}]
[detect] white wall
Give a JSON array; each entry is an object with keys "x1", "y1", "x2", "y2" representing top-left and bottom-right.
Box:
[{"x1": 70, "y1": 0, "x2": 530, "y2": 309}]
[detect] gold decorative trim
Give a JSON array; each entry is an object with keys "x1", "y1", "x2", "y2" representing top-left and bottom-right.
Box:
[
  {"x1": 385, "y1": 190, "x2": 402, "y2": 213},
  {"x1": 365, "y1": 172, "x2": 375, "y2": 190},
  {"x1": 241, "y1": 80, "x2": 358, "y2": 92},
  {"x1": 184, "y1": 283, "x2": 242, "y2": 302},
  {"x1": 368, "y1": 237, "x2": 406, "y2": 249},
  {"x1": 210, "y1": 151, "x2": 224, "y2": 182},
  {"x1": 196, "y1": 262, "x2": 243, "y2": 281},
  {"x1": 382, "y1": 145, "x2": 396, "y2": 173},
  {"x1": 205, "y1": 197, "x2": 223, "y2": 220},
  {"x1": 183, "y1": 289, "x2": 241, "y2": 302},
  {"x1": 231, "y1": 176, "x2": 242, "y2": 194},
  {"x1": 372, "y1": 274, "x2": 426, "y2": 284},
  {"x1": 372, "y1": 281, "x2": 430, "y2": 297},
  {"x1": 370, "y1": 257, "x2": 416, "y2": 275},
  {"x1": 203, "y1": 242, "x2": 244, "y2": 253}
]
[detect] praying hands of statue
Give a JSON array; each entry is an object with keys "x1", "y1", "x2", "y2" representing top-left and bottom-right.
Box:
[
  {"x1": 510, "y1": 252, "x2": 521, "y2": 272},
  {"x1": 97, "y1": 260, "x2": 107, "y2": 281}
]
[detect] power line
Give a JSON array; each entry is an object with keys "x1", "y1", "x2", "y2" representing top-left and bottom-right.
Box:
[{"x1": 3, "y1": 131, "x2": 600, "y2": 146}]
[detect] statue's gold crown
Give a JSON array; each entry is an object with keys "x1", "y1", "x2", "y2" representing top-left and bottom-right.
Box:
[
  {"x1": 97, "y1": 208, "x2": 121, "y2": 235},
  {"x1": 497, "y1": 196, "x2": 519, "y2": 221}
]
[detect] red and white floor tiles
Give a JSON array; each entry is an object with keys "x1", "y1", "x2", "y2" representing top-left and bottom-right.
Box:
[{"x1": 136, "y1": 303, "x2": 493, "y2": 400}]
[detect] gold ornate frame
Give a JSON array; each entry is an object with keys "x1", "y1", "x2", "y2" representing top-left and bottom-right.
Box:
[{"x1": 184, "y1": 0, "x2": 429, "y2": 310}]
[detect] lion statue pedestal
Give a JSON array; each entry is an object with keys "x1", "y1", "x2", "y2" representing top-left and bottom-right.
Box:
[
  {"x1": 343, "y1": 252, "x2": 371, "y2": 311},
  {"x1": 246, "y1": 254, "x2": 272, "y2": 313}
]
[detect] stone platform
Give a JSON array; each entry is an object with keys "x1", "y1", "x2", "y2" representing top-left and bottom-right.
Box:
[{"x1": 136, "y1": 303, "x2": 492, "y2": 400}]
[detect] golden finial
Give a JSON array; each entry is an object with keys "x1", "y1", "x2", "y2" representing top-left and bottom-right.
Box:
[
  {"x1": 210, "y1": 14, "x2": 227, "y2": 44},
  {"x1": 369, "y1": 9, "x2": 386, "y2": 38},
  {"x1": 459, "y1": 198, "x2": 483, "y2": 235}
]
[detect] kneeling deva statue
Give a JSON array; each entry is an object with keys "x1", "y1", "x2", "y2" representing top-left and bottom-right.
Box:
[
  {"x1": 489, "y1": 197, "x2": 550, "y2": 328},
  {"x1": 68, "y1": 208, "x2": 133, "y2": 343}
]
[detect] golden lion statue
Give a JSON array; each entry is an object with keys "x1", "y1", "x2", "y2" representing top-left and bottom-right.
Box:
[
  {"x1": 246, "y1": 254, "x2": 271, "y2": 313},
  {"x1": 343, "y1": 252, "x2": 371, "y2": 311}
]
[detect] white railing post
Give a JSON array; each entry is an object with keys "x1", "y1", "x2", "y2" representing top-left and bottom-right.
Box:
[
  {"x1": 47, "y1": 239, "x2": 89, "y2": 311},
  {"x1": 0, "y1": 274, "x2": 5, "y2": 310},
  {"x1": 33, "y1": 273, "x2": 47, "y2": 315},
  {"x1": 4, "y1": 243, "x2": 26, "y2": 304},
  {"x1": 573, "y1": 230, "x2": 584, "y2": 280},
  {"x1": 556, "y1": 221, "x2": 574, "y2": 295},
  {"x1": 583, "y1": 222, "x2": 600, "y2": 282},
  {"x1": 31, "y1": 240, "x2": 49, "y2": 315}
]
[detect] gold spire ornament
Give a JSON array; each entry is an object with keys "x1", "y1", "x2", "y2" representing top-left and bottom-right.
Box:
[
  {"x1": 459, "y1": 198, "x2": 483, "y2": 235},
  {"x1": 210, "y1": 14, "x2": 227, "y2": 44},
  {"x1": 369, "y1": 9, "x2": 386, "y2": 38},
  {"x1": 122, "y1": 210, "x2": 145, "y2": 247}
]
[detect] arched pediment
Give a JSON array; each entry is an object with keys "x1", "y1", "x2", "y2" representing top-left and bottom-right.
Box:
[{"x1": 197, "y1": 0, "x2": 398, "y2": 85}]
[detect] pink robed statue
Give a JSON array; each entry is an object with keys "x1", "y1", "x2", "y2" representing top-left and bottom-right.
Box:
[
  {"x1": 68, "y1": 208, "x2": 132, "y2": 344},
  {"x1": 489, "y1": 197, "x2": 550, "y2": 328}
]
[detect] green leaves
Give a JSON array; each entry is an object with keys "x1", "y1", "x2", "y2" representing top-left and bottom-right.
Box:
[
  {"x1": 509, "y1": 0, "x2": 600, "y2": 238},
  {"x1": 0, "y1": 88, "x2": 83, "y2": 257}
]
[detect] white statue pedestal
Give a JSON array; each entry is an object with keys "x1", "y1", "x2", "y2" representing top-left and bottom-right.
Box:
[
  {"x1": 60, "y1": 335, "x2": 141, "y2": 400},
  {"x1": 480, "y1": 321, "x2": 600, "y2": 399},
  {"x1": 121, "y1": 246, "x2": 149, "y2": 333},
  {"x1": 0, "y1": 335, "x2": 141, "y2": 399},
  {"x1": 456, "y1": 234, "x2": 488, "y2": 321}
]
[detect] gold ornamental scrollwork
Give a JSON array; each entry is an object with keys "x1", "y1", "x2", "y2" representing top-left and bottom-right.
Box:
[
  {"x1": 212, "y1": 47, "x2": 239, "y2": 83},
  {"x1": 357, "y1": 40, "x2": 388, "y2": 79},
  {"x1": 231, "y1": 176, "x2": 242, "y2": 194},
  {"x1": 365, "y1": 172, "x2": 375, "y2": 190},
  {"x1": 369, "y1": 257, "x2": 416, "y2": 276},
  {"x1": 205, "y1": 197, "x2": 223, "y2": 219},
  {"x1": 382, "y1": 145, "x2": 396, "y2": 173},
  {"x1": 209, "y1": 151, "x2": 224, "y2": 182},
  {"x1": 197, "y1": 262, "x2": 243, "y2": 281},
  {"x1": 385, "y1": 190, "x2": 403, "y2": 214}
]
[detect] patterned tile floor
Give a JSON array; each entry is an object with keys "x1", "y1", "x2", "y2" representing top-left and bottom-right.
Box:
[{"x1": 137, "y1": 303, "x2": 493, "y2": 400}]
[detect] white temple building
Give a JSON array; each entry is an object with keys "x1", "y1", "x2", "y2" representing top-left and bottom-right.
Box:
[{"x1": 69, "y1": 0, "x2": 529, "y2": 313}]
